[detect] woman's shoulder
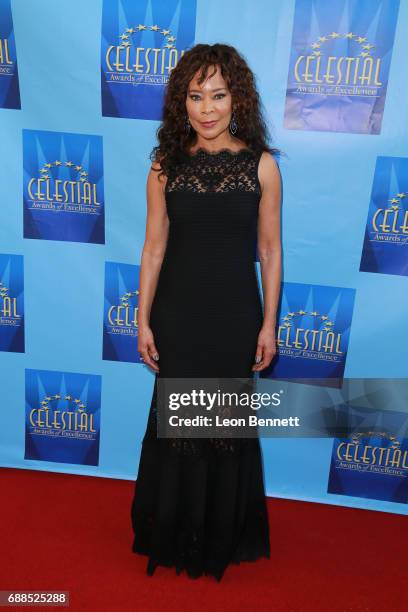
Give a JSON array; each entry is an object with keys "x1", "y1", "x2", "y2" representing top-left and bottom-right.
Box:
[
  {"x1": 148, "y1": 155, "x2": 168, "y2": 192},
  {"x1": 258, "y1": 150, "x2": 281, "y2": 195},
  {"x1": 258, "y1": 149, "x2": 279, "y2": 167}
]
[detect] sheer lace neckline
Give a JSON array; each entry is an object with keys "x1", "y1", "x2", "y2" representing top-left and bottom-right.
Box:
[
  {"x1": 167, "y1": 145, "x2": 261, "y2": 194},
  {"x1": 186, "y1": 146, "x2": 253, "y2": 158}
]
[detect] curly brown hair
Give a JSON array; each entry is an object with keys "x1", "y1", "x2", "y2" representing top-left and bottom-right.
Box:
[{"x1": 150, "y1": 43, "x2": 281, "y2": 180}]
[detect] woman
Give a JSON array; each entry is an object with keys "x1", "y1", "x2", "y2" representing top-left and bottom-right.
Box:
[{"x1": 131, "y1": 43, "x2": 282, "y2": 581}]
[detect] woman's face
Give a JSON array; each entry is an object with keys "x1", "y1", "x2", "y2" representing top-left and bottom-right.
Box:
[{"x1": 185, "y1": 64, "x2": 233, "y2": 141}]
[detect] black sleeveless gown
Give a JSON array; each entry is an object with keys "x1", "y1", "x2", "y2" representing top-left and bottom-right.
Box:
[{"x1": 130, "y1": 146, "x2": 270, "y2": 581}]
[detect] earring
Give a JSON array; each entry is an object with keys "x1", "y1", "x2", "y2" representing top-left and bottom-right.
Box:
[
  {"x1": 185, "y1": 116, "x2": 191, "y2": 133},
  {"x1": 229, "y1": 111, "x2": 238, "y2": 135}
]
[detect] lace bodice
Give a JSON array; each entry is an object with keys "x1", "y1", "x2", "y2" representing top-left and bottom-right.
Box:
[{"x1": 165, "y1": 147, "x2": 262, "y2": 195}]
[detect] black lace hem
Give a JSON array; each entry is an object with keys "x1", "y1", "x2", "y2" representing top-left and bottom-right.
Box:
[
  {"x1": 131, "y1": 370, "x2": 270, "y2": 581},
  {"x1": 131, "y1": 501, "x2": 271, "y2": 582}
]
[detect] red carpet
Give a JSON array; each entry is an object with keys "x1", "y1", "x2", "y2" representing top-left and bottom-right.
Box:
[{"x1": 1, "y1": 467, "x2": 406, "y2": 611}]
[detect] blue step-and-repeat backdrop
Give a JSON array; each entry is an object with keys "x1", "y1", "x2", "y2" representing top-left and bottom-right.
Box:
[{"x1": 1, "y1": 0, "x2": 407, "y2": 515}]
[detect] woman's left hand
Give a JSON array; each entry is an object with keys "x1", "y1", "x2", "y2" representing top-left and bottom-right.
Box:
[{"x1": 252, "y1": 325, "x2": 277, "y2": 371}]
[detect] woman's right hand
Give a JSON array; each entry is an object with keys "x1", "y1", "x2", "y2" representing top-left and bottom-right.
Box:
[{"x1": 138, "y1": 324, "x2": 160, "y2": 373}]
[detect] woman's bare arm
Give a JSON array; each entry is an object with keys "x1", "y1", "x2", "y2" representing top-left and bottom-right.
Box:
[
  {"x1": 252, "y1": 151, "x2": 282, "y2": 372},
  {"x1": 137, "y1": 161, "x2": 169, "y2": 372}
]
